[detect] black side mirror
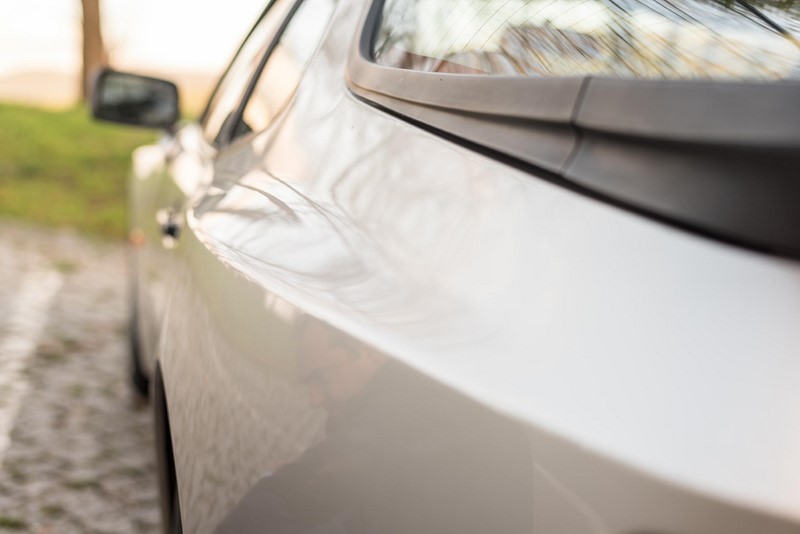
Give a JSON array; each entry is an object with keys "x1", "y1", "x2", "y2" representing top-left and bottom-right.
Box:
[{"x1": 91, "y1": 69, "x2": 179, "y2": 129}]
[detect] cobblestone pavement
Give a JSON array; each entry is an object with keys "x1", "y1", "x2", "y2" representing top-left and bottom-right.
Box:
[{"x1": 0, "y1": 222, "x2": 160, "y2": 533}]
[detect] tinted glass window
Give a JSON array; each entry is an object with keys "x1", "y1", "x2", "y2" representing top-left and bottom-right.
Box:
[
  {"x1": 233, "y1": 0, "x2": 336, "y2": 140},
  {"x1": 202, "y1": 0, "x2": 295, "y2": 144},
  {"x1": 373, "y1": 0, "x2": 800, "y2": 80}
]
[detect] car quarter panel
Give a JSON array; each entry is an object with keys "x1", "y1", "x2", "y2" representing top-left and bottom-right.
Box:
[{"x1": 157, "y1": 0, "x2": 800, "y2": 532}]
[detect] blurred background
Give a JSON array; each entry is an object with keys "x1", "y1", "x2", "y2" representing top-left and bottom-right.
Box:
[
  {"x1": 0, "y1": 0, "x2": 265, "y2": 238},
  {"x1": 0, "y1": 2, "x2": 262, "y2": 532}
]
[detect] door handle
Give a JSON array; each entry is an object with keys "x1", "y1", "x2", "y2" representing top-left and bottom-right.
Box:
[
  {"x1": 156, "y1": 208, "x2": 181, "y2": 246},
  {"x1": 161, "y1": 218, "x2": 180, "y2": 239}
]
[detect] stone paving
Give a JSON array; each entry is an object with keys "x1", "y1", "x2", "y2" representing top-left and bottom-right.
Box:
[{"x1": 0, "y1": 222, "x2": 160, "y2": 533}]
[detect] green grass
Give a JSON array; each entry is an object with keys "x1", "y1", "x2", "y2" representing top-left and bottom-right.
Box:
[
  {"x1": 0, "y1": 516, "x2": 26, "y2": 530},
  {"x1": 63, "y1": 478, "x2": 101, "y2": 491},
  {"x1": 41, "y1": 504, "x2": 65, "y2": 518},
  {"x1": 0, "y1": 103, "x2": 156, "y2": 239}
]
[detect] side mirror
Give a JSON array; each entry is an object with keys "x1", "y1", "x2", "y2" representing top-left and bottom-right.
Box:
[{"x1": 91, "y1": 69, "x2": 179, "y2": 129}]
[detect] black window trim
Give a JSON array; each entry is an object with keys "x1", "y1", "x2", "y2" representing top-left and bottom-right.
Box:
[
  {"x1": 199, "y1": 0, "x2": 278, "y2": 132},
  {"x1": 200, "y1": 0, "x2": 307, "y2": 148},
  {"x1": 218, "y1": 0, "x2": 307, "y2": 148},
  {"x1": 347, "y1": 0, "x2": 800, "y2": 259}
]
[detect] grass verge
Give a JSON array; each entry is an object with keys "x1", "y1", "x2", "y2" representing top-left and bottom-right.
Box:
[{"x1": 0, "y1": 103, "x2": 156, "y2": 239}]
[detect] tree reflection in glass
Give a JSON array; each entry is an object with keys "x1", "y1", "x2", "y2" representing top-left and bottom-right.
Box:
[{"x1": 374, "y1": 0, "x2": 800, "y2": 80}]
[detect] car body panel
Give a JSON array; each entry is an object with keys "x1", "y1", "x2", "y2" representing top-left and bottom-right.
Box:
[
  {"x1": 130, "y1": 0, "x2": 800, "y2": 531},
  {"x1": 129, "y1": 141, "x2": 170, "y2": 375},
  {"x1": 130, "y1": 125, "x2": 215, "y2": 377}
]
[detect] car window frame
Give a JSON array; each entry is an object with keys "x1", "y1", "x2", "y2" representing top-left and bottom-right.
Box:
[
  {"x1": 350, "y1": 0, "x2": 800, "y2": 147},
  {"x1": 347, "y1": 0, "x2": 800, "y2": 260},
  {"x1": 198, "y1": 0, "x2": 275, "y2": 129},
  {"x1": 200, "y1": 0, "x2": 303, "y2": 147},
  {"x1": 214, "y1": 0, "x2": 336, "y2": 150}
]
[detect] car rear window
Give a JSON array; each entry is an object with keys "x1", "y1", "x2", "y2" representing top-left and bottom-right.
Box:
[{"x1": 372, "y1": 0, "x2": 800, "y2": 80}]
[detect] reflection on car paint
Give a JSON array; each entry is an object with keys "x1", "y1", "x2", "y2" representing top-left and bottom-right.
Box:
[
  {"x1": 214, "y1": 327, "x2": 538, "y2": 534},
  {"x1": 127, "y1": 0, "x2": 800, "y2": 531}
]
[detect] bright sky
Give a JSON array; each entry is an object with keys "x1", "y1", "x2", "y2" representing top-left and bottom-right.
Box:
[{"x1": 0, "y1": 0, "x2": 267, "y2": 76}]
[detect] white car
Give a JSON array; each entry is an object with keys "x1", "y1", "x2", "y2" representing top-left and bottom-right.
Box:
[{"x1": 92, "y1": 0, "x2": 800, "y2": 531}]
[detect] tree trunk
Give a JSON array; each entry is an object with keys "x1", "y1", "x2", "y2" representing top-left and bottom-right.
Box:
[{"x1": 80, "y1": 0, "x2": 107, "y2": 102}]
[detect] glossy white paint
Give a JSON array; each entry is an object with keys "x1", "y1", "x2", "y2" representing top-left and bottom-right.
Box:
[{"x1": 127, "y1": 0, "x2": 800, "y2": 531}]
